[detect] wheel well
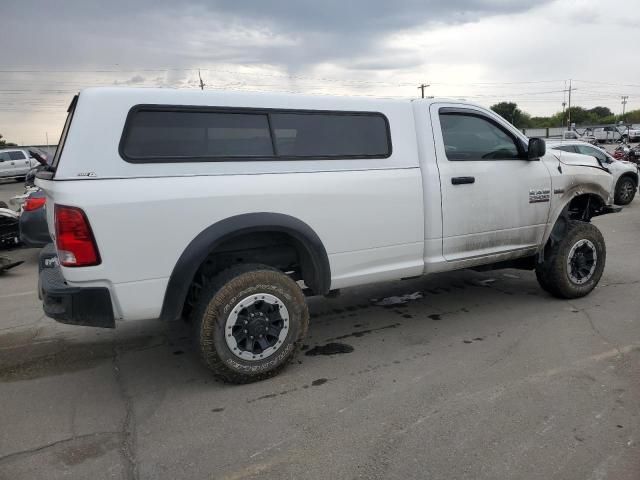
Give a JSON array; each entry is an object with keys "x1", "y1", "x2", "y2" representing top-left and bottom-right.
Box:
[
  {"x1": 566, "y1": 193, "x2": 605, "y2": 222},
  {"x1": 617, "y1": 172, "x2": 638, "y2": 187},
  {"x1": 181, "y1": 231, "x2": 317, "y2": 320},
  {"x1": 545, "y1": 193, "x2": 605, "y2": 252},
  {"x1": 159, "y1": 214, "x2": 331, "y2": 323}
]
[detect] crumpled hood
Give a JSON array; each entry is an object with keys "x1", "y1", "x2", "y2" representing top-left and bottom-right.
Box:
[{"x1": 609, "y1": 159, "x2": 639, "y2": 174}]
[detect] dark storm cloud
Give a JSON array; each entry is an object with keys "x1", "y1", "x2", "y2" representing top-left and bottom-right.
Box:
[{"x1": 2, "y1": 0, "x2": 550, "y2": 71}]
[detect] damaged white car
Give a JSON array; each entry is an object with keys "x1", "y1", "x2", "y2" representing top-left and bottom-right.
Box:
[{"x1": 548, "y1": 140, "x2": 638, "y2": 205}]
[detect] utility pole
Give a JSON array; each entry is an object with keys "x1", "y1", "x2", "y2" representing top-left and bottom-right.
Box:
[
  {"x1": 567, "y1": 79, "x2": 572, "y2": 130},
  {"x1": 621, "y1": 95, "x2": 629, "y2": 122},
  {"x1": 417, "y1": 83, "x2": 430, "y2": 99},
  {"x1": 198, "y1": 69, "x2": 205, "y2": 90},
  {"x1": 561, "y1": 80, "x2": 567, "y2": 129}
]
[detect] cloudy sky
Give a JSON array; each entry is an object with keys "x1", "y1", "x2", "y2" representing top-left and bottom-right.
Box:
[{"x1": 2, "y1": 0, "x2": 640, "y2": 145}]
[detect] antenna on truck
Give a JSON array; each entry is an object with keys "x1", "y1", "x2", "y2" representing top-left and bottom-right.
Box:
[{"x1": 198, "y1": 69, "x2": 206, "y2": 90}]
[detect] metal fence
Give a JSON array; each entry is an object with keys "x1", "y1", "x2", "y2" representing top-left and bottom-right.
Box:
[{"x1": 521, "y1": 127, "x2": 564, "y2": 138}]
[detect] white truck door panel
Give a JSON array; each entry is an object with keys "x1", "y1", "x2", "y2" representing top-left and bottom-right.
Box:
[{"x1": 430, "y1": 104, "x2": 552, "y2": 261}]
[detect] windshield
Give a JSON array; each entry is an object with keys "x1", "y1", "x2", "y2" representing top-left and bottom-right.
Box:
[{"x1": 51, "y1": 94, "x2": 78, "y2": 170}]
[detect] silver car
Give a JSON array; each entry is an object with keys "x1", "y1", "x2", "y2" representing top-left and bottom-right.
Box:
[
  {"x1": 0, "y1": 148, "x2": 40, "y2": 181},
  {"x1": 548, "y1": 140, "x2": 638, "y2": 205}
]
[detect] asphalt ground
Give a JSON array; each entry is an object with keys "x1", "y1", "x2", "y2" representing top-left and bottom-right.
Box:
[{"x1": 0, "y1": 166, "x2": 639, "y2": 480}]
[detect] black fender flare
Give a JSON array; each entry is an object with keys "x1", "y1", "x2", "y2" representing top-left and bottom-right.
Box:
[{"x1": 159, "y1": 213, "x2": 331, "y2": 322}]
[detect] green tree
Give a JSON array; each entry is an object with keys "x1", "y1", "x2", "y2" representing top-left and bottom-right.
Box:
[
  {"x1": 623, "y1": 109, "x2": 640, "y2": 123},
  {"x1": 588, "y1": 106, "x2": 613, "y2": 118},
  {"x1": 529, "y1": 116, "x2": 554, "y2": 128},
  {"x1": 0, "y1": 134, "x2": 18, "y2": 148},
  {"x1": 564, "y1": 106, "x2": 596, "y2": 125},
  {"x1": 490, "y1": 102, "x2": 531, "y2": 128}
]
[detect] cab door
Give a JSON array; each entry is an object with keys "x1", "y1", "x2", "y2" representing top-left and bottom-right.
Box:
[{"x1": 430, "y1": 103, "x2": 552, "y2": 261}]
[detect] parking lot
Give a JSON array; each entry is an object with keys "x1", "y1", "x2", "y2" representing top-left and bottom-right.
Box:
[{"x1": 0, "y1": 179, "x2": 639, "y2": 480}]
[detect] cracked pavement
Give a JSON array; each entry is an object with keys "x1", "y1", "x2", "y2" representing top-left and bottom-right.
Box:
[{"x1": 0, "y1": 182, "x2": 639, "y2": 479}]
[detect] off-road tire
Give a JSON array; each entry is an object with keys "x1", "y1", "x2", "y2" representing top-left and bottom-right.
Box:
[
  {"x1": 191, "y1": 263, "x2": 309, "y2": 384},
  {"x1": 614, "y1": 176, "x2": 636, "y2": 205},
  {"x1": 535, "y1": 267, "x2": 553, "y2": 294},
  {"x1": 535, "y1": 221, "x2": 605, "y2": 299}
]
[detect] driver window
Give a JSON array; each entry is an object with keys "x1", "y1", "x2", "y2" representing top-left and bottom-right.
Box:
[{"x1": 439, "y1": 112, "x2": 520, "y2": 161}]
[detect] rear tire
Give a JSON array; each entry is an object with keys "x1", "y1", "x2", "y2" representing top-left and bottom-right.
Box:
[
  {"x1": 191, "y1": 263, "x2": 309, "y2": 384},
  {"x1": 614, "y1": 176, "x2": 636, "y2": 205},
  {"x1": 535, "y1": 221, "x2": 606, "y2": 299}
]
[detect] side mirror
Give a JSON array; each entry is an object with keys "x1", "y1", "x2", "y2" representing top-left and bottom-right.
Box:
[{"x1": 528, "y1": 138, "x2": 546, "y2": 160}]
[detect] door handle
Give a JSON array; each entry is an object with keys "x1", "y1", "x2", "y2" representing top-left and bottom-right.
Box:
[{"x1": 451, "y1": 176, "x2": 475, "y2": 185}]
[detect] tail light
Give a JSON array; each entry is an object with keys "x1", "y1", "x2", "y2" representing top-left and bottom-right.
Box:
[
  {"x1": 23, "y1": 196, "x2": 46, "y2": 212},
  {"x1": 54, "y1": 205, "x2": 101, "y2": 267}
]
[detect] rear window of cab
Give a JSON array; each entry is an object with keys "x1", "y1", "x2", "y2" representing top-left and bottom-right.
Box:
[{"x1": 119, "y1": 105, "x2": 391, "y2": 162}]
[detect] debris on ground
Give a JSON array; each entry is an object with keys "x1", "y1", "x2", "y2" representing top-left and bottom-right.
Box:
[
  {"x1": 372, "y1": 292, "x2": 423, "y2": 306},
  {"x1": 305, "y1": 342, "x2": 354, "y2": 356},
  {"x1": 0, "y1": 256, "x2": 23, "y2": 273}
]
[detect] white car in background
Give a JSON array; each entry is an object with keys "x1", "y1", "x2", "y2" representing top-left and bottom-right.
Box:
[
  {"x1": 0, "y1": 148, "x2": 40, "y2": 181},
  {"x1": 548, "y1": 140, "x2": 638, "y2": 205},
  {"x1": 623, "y1": 126, "x2": 640, "y2": 142}
]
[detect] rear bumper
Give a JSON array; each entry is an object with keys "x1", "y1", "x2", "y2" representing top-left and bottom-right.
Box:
[{"x1": 39, "y1": 245, "x2": 115, "y2": 328}]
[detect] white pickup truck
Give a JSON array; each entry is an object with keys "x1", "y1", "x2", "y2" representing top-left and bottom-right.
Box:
[
  {"x1": 36, "y1": 88, "x2": 619, "y2": 383},
  {"x1": 593, "y1": 126, "x2": 623, "y2": 143}
]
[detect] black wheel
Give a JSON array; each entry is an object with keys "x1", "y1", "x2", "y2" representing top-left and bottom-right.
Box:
[
  {"x1": 191, "y1": 263, "x2": 309, "y2": 384},
  {"x1": 13, "y1": 177, "x2": 25, "y2": 183},
  {"x1": 536, "y1": 221, "x2": 605, "y2": 299},
  {"x1": 614, "y1": 176, "x2": 636, "y2": 205},
  {"x1": 0, "y1": 201, "x2": 7, "y2": 209}
]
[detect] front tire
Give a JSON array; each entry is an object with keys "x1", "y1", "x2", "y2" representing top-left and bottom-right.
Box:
[
  {"x1": 614, "y1": 176, "x2": 637, "y2": 205},
  {"x1": 192, "y1": 263, "x2": 309, "y2": 384},
  {"x1": 535, "y1": 221, "x2": 606, "y2": 299}
]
